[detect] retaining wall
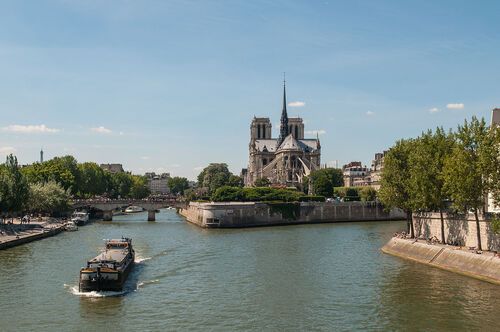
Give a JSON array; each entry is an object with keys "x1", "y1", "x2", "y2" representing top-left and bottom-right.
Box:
[
  {"x1": 179, "y1": 201, "x2": 405, "y2": 228},
  {"x1": 413, "y1": 213, "x2": 500, "y2": 252},
  {"x1": 381, "y1": 237, "x2": 500, "y2": 284}
]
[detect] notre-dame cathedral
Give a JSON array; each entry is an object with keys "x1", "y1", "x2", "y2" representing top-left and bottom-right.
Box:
[{"x1": 243, "y1": 82, "x2": 321, "y2": 189}]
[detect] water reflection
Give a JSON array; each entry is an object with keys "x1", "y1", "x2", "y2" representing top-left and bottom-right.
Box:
[{"x1": 377, "y1": 258, "x2": 500, "y2": 330}]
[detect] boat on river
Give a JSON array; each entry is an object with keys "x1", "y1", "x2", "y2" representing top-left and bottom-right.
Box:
[
  {"x1": 79, "y1": 237, "x2": 135, "y2": 292},
  {"x1": 124, "y1": 206, "x2": 144, "y2": 213},
  {"x1": 71, "y1": 211, "x2": 89, "y2": 226}
]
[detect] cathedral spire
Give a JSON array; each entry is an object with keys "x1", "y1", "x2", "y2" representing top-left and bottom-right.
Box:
[{"x1": 278, "y1": 75, "x2": 289, "y2": 145}]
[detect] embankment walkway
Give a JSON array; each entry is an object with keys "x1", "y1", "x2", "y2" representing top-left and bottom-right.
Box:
[
  {"x1": 381, "y1": 237, "x2": 500, "y2": 285},
  {"x1": 0, "y1": 219, "x2": 65, "y2": 250}
]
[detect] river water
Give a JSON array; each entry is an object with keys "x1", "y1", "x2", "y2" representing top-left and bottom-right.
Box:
[{"x1": 0, "y1": 209, "x2": 499, "y2": 331}]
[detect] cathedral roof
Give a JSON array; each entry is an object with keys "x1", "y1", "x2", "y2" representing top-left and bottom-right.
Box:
[
  {"x1": 253, "y1": 137, "x2": 320, "y2": 153},
  {"x1": 278, "y1": 134, "x2": 302, "y2": 151}
]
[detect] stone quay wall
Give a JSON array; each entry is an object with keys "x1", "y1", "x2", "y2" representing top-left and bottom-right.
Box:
[
  {"x1": 381, "y1": 237, "x2": 500, "y2": 285},
  {"x1": 179, "y1": 201, "x2": 405, "y2": 228},
  {"x1": 413, "y1": 213, "x2": 500, "y2": 252}
]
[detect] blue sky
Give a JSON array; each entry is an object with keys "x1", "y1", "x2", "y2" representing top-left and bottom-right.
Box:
[{"x1": 1, "y1": 0, "x2": 499, "y2": 180}]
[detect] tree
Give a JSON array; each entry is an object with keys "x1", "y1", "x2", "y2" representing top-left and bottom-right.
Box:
[
  {"x1": 2, "y1": 154, "x2": 30, "y2": 216},
  {"x1": 228, "y1": 174, "x2": 244, "y2": 188},
  {"x1": 254, "y1": 176, "x2": 270, "y2": 187},
  {"x1": 197, "y1": 163, "x2": 231, "y2": 194},
  {"x1": 22, "y1": 155, "x2": 82, "y2": 195},
  {"x1": 359, "y1": 187, "x2": 377, "y2": 201},
  {"x1": 110, "y1": 172, "x2": 134, "y2": 198},
  {"x1": 78, "y1": 162, "x2": 110, "y2": 197},
  {"x1": 410, "y1": 128, "x2": 454, "y2": 243},
  {"x1": 312, "y1": 176, "x2": 333, "y2": 197},
  {"x1": 167, "y1": 177, "x2": 189, "y2": 195},
  {"x1": 378, "y1": 139, "x2": 417, "y2": 238},
  {"x1": 443, "y1": 117, "x2": 492, "y2": 250},
  {"x1": 312, "y1": 168, "x2": 343, "y2": 187},
  {"x1": 129, "y1": 176, "x2": 150, "y2": 199},
  {"x1": 28, "y1": 181, "x2": 72, "y2": 214}
]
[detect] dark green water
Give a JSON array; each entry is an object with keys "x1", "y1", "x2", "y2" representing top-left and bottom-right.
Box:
[{"x1": 0, "y1": 209, "x2": 499, "y2": 331}]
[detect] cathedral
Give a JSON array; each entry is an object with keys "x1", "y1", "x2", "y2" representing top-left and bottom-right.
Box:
[{"x1": 243, "y1": 82, "x2": 321, "y2": 188}]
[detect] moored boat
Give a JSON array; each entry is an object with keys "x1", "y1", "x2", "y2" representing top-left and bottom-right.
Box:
[
  {"x1": 71, "y1": 211, "x2": 89, "y2": 226},
  {"x1": 79, "y1": 237, "x2": 135, "y2": 292},
  {"x1": 65, "y1": 221, "x2": 78, "y2": 231}
]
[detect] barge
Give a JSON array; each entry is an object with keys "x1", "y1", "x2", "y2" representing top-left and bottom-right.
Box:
[{"x1": 79, "y1": 237, "x2": 135, "y2": 292}]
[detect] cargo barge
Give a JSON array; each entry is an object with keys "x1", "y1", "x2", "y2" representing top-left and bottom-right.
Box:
[{"x1": 79, "y1": 237, "x2": 135, "y2": 292}]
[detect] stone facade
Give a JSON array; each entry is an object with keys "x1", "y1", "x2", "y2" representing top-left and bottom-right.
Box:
[
  {"x1": 342, "y1": 151, "x2": 387, "y2": 188},
  {"x1": 413, "y1": 212, "x2": 500, "y2": 251},
  {"x1": 244, "y1": 83, "x2": 321, "y2": 188},
  {"x1": 180, "y1": 201, "x2": 405, "y2": 228},
  {"x1": 146, "y1": 172, "x2": 171, "y2": 194},
  {"x1": 100, "y1": 163, "x2": 124, "y2": 173}
]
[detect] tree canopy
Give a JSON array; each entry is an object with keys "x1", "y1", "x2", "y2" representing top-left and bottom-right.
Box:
[{"x1": 167, "y1": 176, "x2": 189, "y2": 195}]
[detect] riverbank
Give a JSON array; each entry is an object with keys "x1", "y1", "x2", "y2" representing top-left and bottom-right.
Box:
[
  {"x1": 381, "y1": 237, "x2": 500, "y2": 285},
  {"x1": 179, "y1": 201, "x2": 405, "y2": 228},
  {"x1": 0, "y1": 218, "x2": 66, "y2": 250}
]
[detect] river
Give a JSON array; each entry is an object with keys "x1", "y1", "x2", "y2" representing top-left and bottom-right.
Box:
[{"x1": 0, "y1": 209, "x2": 499, "y2": 331}]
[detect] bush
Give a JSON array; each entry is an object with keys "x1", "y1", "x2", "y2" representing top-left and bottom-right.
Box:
[
  {"x1": 343, "y1": 196, "x2": 361, "y2": 202},
  {"x1": 333, "y1": 187, "x2": 361, "y2": 199},
  {"x1": 211, "y1": 186, "x2": 307, "y2": 202},
  {"x1": 359, "y1": 187, "x2": 377, "y2": 201},
  {"x1": 299, "y1": 196, "x2": 326, "y2": 202}
]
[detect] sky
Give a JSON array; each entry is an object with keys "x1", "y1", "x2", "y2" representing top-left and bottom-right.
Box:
[{"x1": 1, "y1": 0, "x2": 500, "y2": 180}]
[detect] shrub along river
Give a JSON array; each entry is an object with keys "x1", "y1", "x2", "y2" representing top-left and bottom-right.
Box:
[{"x1": 0, "y1": 209, "x2": 499, "y2": 331}]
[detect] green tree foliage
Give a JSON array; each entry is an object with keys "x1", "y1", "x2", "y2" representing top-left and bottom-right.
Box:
[
  {"x1": 311, "y1": 168, "x2": 344, "y2": 187},
  {"x1": 442, "y1": 117, "x2": 492, "y2": 250},
  {"x1": 0, "y1": 154, "x2": 30, "y2": 215},
  {"x1": 110, "y1": 172, "x2": 134, "y2": 198},
  {"x1": 78, "y1": 162, "x2": 111, "y2": 197},
  {"x1": 22, "y1": 155, "x2": 81, "y2": 195},
  {"x1": 129, "y1": 176, "x2": 150, "y2": 199},
  {"x1": 359, "y1": 187, "x2": 377, "y2": 202},
  {"x1": 333, "y1": 187, "x2": 361, "y2": 201},
  {"x1": 254, "y1": 176, "x2": 270, "y2": 187},
  {"x1": 167, "y1": 176, "x2": 189, "y2": 195},
  {"x1": 409, "y1": 128, "x2": 454, "y2": 243},
  {"x1": 197, "y1": 163, "x2": 232, "y2": 194},
  {"x1": 228, "y1": 174, "x2": 244, "y2": 188},
  {"x1": 312, "y1": 176, "x2": 333, "y2": 197},
  {"x1": 28, "y1": 181, "x2": 72, "y2": 214},
  {"x1": 378, "y1": 139, "x2": 416, "y2": 237},
  {"x1": 211, "y1": 186, "x2": 307, "y2": 202}
]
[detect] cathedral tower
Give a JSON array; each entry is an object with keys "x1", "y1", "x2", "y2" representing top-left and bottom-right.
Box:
[{"x1": 278, "y1": 82, "x2": 289, "y2": 145}]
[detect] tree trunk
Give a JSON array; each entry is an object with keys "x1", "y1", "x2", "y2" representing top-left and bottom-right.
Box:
[
  {"x1": 407, "y1": 210, "x2": 414, "y2": 238},
  {"x1": 474, "y1": 210, "x2": 482, "y2": 250},
  {"x1": 440, "y1": 207, "x2": 445, "y2": 244}
]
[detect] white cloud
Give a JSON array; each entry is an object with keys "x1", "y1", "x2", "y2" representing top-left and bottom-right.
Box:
[
  {"x1": 194, "y1": 166, "x2": 204, "y2": 171},
  {"x1": 446, "y1": 103, "x2": 464, "y2": 109},
  {"x1": 429, "y1": 107, "x2": 439, "y2": 114},
  {"x1": 2, "y1": 124, "x2": 60, "y2": 133},
  {"x1": 366, "y1": 110, "x2": 374, "y2": 115},
  {"x1": 288, "y1": 101, "x2": 305, "y2": 107},
  {"x1": 305, "y1": 130, "x2": 326, "y2": 135},
  {"x1": 169, "y1": 164, "x2": 181, "y2": 168},
  {"x1": 91, "y1": 126, "x2": 112, "y2": 134},
  {"x1": 0, "y1": 146, "x2": 16, "y2": 154},
  {"x1": 140, "y1": 156, "x2": 150, "y2": 160}
]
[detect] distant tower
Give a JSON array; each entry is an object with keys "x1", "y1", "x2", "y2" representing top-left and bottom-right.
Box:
[{"x1": 40, "y1": 148, "x2": 44, "y2": 163}]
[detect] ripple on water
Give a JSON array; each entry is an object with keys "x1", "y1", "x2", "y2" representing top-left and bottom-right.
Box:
[{"x1": 64, "y1": 284, "x2": 127, "y2": 298}]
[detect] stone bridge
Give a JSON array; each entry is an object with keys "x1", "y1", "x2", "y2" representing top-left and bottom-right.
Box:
[{"x1": 72, "y1": 199, "x2": 184, "y2": 221}]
